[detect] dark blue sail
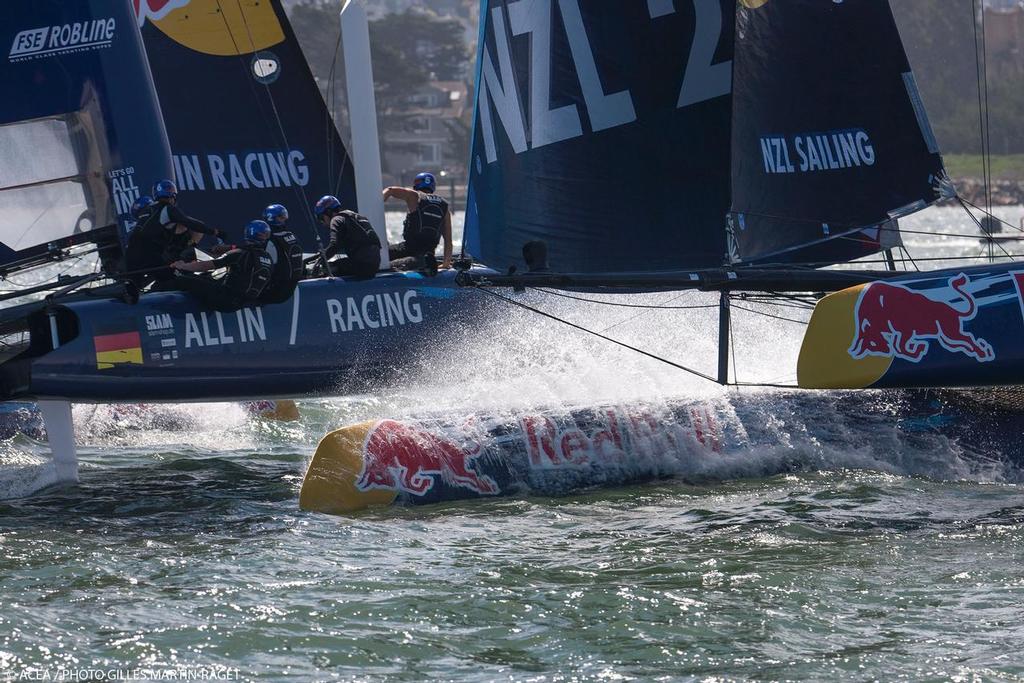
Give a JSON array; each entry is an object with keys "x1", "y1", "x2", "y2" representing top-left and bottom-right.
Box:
[
  {"x1": 727, "y1": 0, "x2": 945, "y2": 266},
  {"x1": 463, "y1": 0, "x2": 735, "y2": 273},
  {"x1": 0, "y1": 0, "x2": 173, "y2": 269},
  {"x1": 135, "y1": 0, "x2": 356, "y2": 249}
]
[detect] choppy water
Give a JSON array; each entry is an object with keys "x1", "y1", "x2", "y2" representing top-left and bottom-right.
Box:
[{"x1": 2, "y1": 207, "x2": 1024, "y2": 681}]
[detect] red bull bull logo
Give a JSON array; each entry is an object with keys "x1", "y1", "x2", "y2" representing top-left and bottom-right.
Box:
[
  {"x1": 356, "y1": 420, "x2": 498, "y2": 496},
  {"x1": 133, "y1": 0, "x2": 191, "y2": 27},
  {"x1": 849, "y1": 273, "x2": 994, "y2": 363}
]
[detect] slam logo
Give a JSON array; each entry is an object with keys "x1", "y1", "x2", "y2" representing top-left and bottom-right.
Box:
[{"x1": 9, "y1": 18, "x2": 116, "y2": 62}]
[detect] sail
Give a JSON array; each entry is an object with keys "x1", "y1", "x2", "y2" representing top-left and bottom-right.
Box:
[
  {"x1": 1, "y1": 0, "x2": 173, "y2": 269},
  {"x1": 727, "y1": 0, "x2": 945, "y2": 266},
  {"x1": 135, "y1": 0, "x2": 356, "y2": 249},
  {"x1": 463, "y1": 0, "x2": 735, "y2": 273}
]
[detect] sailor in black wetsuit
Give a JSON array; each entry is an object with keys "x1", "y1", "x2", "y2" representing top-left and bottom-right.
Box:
[
  {"x1": 383, "y1": 172, "x2": 453, "y2": 271},
  {"x1": 308, "y1": 195, "x2": 381, "y2": 279},
  {"x1": 168, "y1": 220, "x2": 274, "y2": 312},
  {"x1": 124, "y1": 180, "x2": 225, "y2": 290},
  {"x1": 260, "y1": 203, "x2": 304, "y2": 304}
]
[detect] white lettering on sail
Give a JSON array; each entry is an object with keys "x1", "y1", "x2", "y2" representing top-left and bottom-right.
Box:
[
  {"x1": 646, "y1": 0, "x2": 675, "y2": 19},
  {"x1": 558, "y1": 0, "x2": 636, "y2": 132},
  {"x1": 677, "y1": 0, "x2": 731, "y2": 107},
  {"x1": 510, "y1": 0, "x2": 583, "y2": 149},
  {"x1": 176, "y1": 151, "x2": 309, "y2": 191},
  {"x1": 478, "y1": 8, "x2": 528, "y2": 163},
  {"x1": 759, "y1": 129, "x2": 877, "y2": 175}
]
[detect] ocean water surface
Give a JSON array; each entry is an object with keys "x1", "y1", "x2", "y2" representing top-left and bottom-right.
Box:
[{"x1": 1, "y1": 208, "x2": 1023, "y2": 681}]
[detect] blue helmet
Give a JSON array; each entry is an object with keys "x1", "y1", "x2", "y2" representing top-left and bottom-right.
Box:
[
  {"x1": 263, "y1": 203, "x2": 288, "y2": 227},
  {"x1": 244, "y1": 220, "x2": 271, "y2": 243},
  {"x1": 153, "y1": 179, "x2": 178, "y2": 200},
  {"x1": 130, "y1": 195, "x2": 154, "y2": 218},
  {"x1": 413, "y1": 172, "x2": 436, "y2": 193},
  {"x1": 314, "y1": 194, "x2": 342, "y2": 218}
]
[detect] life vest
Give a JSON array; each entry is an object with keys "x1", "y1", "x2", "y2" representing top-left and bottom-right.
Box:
[
  {"x1": 337, "y1": 210, "x2": 381, "y2": 251},
  {"x1": 268, "y1": 230, "x2": 304, "y2": 284},
  {"x1": 224, "y1": 246, "x2": 273, "y2": 300},
  {"x1": 402, "y1": 194, "x2": 448, "y2": 253}
]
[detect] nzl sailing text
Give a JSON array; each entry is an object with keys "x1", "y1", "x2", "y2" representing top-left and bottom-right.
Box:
[{"x1": 760, "y1": 129, "x2": 876, "y2": 175}]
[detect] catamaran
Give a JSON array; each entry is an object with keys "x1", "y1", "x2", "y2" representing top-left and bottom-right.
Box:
[
  {"x1": 299, "y1": 0, "x2": 1024, "y2": 512},
  {"x1": 2, "y1": 0, "x2": 1021, "y2": 505}
]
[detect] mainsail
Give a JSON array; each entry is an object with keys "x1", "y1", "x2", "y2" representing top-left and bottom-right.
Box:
[
  {"x1": 135, "y1": 0, "x2": 356, "y2": 248},
  {"x1": 0, "y1": 0, "x2": 173, "y2": 270},
  {"x1": 464, "y1": 0, "x2": 947, "y2": 275},
  {"x1": 727, "y1": 0, "x2": 946, "y2": 266},
  {"x1": 463, "y1": 0, "x2": 735, "y2": 273}
]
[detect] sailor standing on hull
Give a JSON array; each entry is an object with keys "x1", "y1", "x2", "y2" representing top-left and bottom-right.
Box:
[
  {"x1": 169, "y1": 220, "x2": 274, "y2": 312},
  {"x1": 124, "y1": 180, "x2": 225, "y2": 292},
  {"x1": 383, "y1": 172, "x2": 453, "y2": 271},
  {"x1": 260, "y1": 203, "x2": 305, "y2": 304},
  {"x1": 308, "y1": 195, "x2": 381, "y2": 279}
]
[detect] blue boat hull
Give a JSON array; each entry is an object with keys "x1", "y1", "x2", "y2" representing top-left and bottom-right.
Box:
[{"x1": 0, "y1": 268, "x2": 495, "y2": 402}]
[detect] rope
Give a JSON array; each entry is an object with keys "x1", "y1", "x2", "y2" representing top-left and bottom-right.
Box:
[
  {"x1": 472, "y1": 286, "x2": 720, "y2": 384},
  {"x1": 531, "y1": 287, "x2": 717, "y2": 310}
]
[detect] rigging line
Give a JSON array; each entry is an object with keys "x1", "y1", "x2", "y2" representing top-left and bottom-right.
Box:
[
  {"x1": 220, "y1": 1, "x2": 322, "y2": 245},
  {"x1": 972, "y1": 0, "x2": 991, "y2": 218},
  {"x1": 598, "y1": 290, "x2": 696, "y2": 334},
  {"x1": 728, "y1": 295, "x2": 738, "y2": 391},
  {"x1": 957, "y1": 197, "x2": 1015, "y2": 261},
  {"x1": 730, "y1": 305, "x2": 809, "y2": 326},
  {"x1": 531, "y1": 287, "x2": 717, "y2": 310},
  {"x1": 731, "y1": 381, "x2": 800, "y2": 390},
  {"x1": 325, "y1": 23, "x2": 342, "y2": 191},
  {"x1": 958, "y1": 197, "x2": 1024, "y2": 233},
  {"x1": 974, "y1": 0, "x2": 991, "y2": 216},
  {"x1": 472, "y1": 286, "x2": 720, "y2": 384}
]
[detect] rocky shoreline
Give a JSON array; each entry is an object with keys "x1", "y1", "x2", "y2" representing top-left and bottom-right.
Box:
[{"x1": 951, "y1": 178, "x2": 1024, "y2": 206}]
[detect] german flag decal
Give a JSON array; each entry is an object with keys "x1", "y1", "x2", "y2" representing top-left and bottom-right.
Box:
[{"x1": 94, "y1": 331, "x2": 144, "y2": 370}]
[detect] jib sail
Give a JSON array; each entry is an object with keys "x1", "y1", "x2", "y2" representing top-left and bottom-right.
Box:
[
  {"x1": 463, "y1": 0, "x2": 735, "y2": 273},
  {"x1": 135, "y1": 0, "x2": 356, "y2": 249},
  {"x1": 0, "y1": 0, "x2": 173, "y2": 270},
  {"x1": 727, "y1": 0, "x2": 945, "y2": 266}
]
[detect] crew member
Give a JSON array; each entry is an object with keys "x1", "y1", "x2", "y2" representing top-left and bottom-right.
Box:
[
  {"x1": 383, "y1": 172, "x2": 452, "y2": 271},
  {"x1": 261, "y1": 203, "x2": 304, "y2": 303},
  {"x1": 308, "y1": 195, "x2": 380, "y2": 279},
  {"x1": 124, "y1": 180, "x2": 225, "y2": 290},
  {"x1": 168, "y1": 220, "x2": 273, "y2": 311}
]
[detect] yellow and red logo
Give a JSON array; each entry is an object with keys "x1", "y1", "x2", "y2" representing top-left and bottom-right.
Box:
[{"x1": 133, "y1": 0, "x2": 283, "y2": 56}]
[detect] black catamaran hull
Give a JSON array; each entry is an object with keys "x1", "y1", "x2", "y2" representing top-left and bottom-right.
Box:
[{"x1": 0, "y1": 268, "x2": 495, "y2": 402}]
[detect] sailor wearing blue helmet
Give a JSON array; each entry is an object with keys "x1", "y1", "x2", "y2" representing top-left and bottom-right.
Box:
[
  {"x1": 124, "y1": 179, "x2": 226, "y2": 293},
  {"x1": 383, "y1": 171, "x2": 453, "y2": 272},
  {"x1": 307, "y1": 195, "x2": 380, "y2": 279},
  {"x1": 168, "y1": 220, "x2": 273, "y2": 311},
  {"x1": 259, "y1": 204, "x2": 304, "y2": 303}
]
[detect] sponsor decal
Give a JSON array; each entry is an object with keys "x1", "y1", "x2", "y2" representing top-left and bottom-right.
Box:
[
  {"x1": 94, "y1": 330, "x2": 144, "y2": 370},
  {"x1": 172, "y1": 151, "x2": 309, "y2": 192},
  {"x1": 848, "y1": 273, "x2": 994, "y2": 363},
  {"x1": 760, "y1": 129, "x2": 876, "y2": 175},
  {"x1": 522, "y1": 406, "x2": 720, "y2": 469},
  {"x1": 110, "y1": 167, "x2": 141, "y2": 223},
  {"x1": 133, "y1": 0, "x2": 192, "y2": 27},
  {"x1": 183, "y1": 308, "x2": 266, "y2": 348},
  {"x1": 9, "y1": 18, "x2": 116, "y2": 62},
  {"x1": 356, "y1": 420, "x2": 498, "y2": 496},
  {"x1": 326, "y1": 291, "x2": 423, "y2": 334}
]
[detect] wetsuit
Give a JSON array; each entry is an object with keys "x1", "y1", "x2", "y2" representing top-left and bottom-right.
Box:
[
  {"x1": 388, "y1": 193, "x2": 448, "y2": 269},
  {"x1": 169, "y1": 246, "x2": 273, "y2": 312},
  {"x1": 323, "y1": 210, "x2": 380, "y2": 279},
  {"x1": 262, "y1": 230, "x2": 304, "y2": 304},
  {"x1": 124, "y1": 202, "x2": 217, "y2": 288}
]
